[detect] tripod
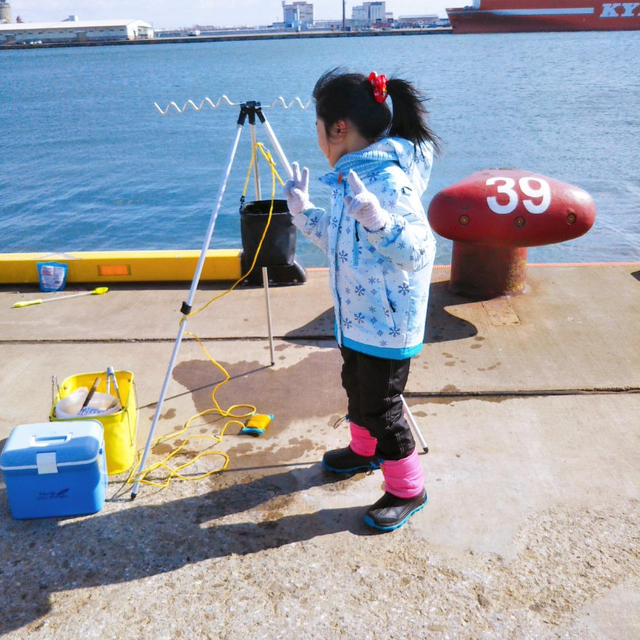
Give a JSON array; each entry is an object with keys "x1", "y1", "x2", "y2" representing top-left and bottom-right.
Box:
[
  {"x1": 130, "y1": 101, "x2": 427, "y2": 499},
  {"x1": 130, "y1": 101, "x2": 290, "y2": 498}
]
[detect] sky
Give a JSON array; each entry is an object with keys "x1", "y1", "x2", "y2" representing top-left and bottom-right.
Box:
[{"x1": 8, "y1": 1, "x2": 452, "y2": 29}]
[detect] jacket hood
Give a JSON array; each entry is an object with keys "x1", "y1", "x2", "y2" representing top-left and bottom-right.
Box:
[{"x1": 321, "y1": 137, "x2": 433, "y2": 195}]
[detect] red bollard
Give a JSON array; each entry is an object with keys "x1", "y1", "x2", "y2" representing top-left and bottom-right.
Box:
[{"x1": 428, "y1": 169, "x2": 596, "y2": 298}]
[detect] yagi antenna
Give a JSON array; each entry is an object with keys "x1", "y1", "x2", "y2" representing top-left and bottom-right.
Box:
[{"x1": 154, "y1": 95, "x2": 312, "y2": 115}]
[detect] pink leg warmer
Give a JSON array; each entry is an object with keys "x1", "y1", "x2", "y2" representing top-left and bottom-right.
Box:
[
  {"x1": 349, "y1": 422, "x2": 377, "y2": 457},
  {"x1": 382, "y1": 449, "x2": 424, "y2": 498}
]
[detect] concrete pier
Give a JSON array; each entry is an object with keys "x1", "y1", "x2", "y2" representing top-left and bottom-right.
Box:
[{"x1": 0, "y1": 263, "x2": 638, "y2": 638}]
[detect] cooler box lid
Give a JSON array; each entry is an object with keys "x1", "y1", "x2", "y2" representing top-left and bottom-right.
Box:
[{"x1": 0, "y1": 421, "x2": 104, "y2": 472}]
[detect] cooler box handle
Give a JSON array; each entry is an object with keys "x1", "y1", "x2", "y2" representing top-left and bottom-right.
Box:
[{"x1": 32, "y1": 434, "x2": 71, "y2": 446}]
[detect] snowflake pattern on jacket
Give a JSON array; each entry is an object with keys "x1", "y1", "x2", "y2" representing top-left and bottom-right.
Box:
[{"x1": 292, "y1": 137, "x2": 437, "y2": 360}]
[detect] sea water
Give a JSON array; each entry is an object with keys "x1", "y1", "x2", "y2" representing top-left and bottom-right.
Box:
[{"x1": 1, "y1": 31, "x2": 638, "y2": 266}]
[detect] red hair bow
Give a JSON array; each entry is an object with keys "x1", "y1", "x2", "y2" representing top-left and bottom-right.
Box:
[{"x1": 368, "y1": 72, "x2": 388, "y2": 103}]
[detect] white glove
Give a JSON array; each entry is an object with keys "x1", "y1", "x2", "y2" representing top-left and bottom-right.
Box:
[
  {"x1": 283, "y1": 162, "x2": 313, "y2": 216},
  {"x1": 344, "y1": 170, "x2": 390, "y2": 232}
]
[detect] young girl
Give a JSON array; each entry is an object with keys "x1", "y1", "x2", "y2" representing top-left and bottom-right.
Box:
[{"x1": 283, "y1": 69, "x2": 440, "y2": 531}]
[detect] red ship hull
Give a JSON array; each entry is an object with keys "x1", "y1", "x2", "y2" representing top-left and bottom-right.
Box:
[{"x1": 447, "y1": 2, "x2": 640, "y2": 33}]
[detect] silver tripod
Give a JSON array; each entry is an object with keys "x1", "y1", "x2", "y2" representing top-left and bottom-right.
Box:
[{"x1": 131, "y1": 102, "x2": 289, "y2": 498}]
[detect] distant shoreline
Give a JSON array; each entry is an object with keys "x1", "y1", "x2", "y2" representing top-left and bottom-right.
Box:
[{"x1": 0, "y1": 27, "x2": 452, "y2": 51}]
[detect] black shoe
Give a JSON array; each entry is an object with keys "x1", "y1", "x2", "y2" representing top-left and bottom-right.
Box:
[
  {"x1": 364, "y1": 490, "x2": 428, "y2": 531},
  {"x1": 322, "y1": 447, "x2": 381, "y2": 474}
]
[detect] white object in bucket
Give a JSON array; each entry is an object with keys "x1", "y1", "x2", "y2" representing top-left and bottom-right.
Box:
[{"x1": 55, "y1": 388, "x2": 121, "y2": 419}]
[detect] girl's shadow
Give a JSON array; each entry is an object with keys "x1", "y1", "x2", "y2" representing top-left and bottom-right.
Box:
[
  {"x1": 286, "y1": 280, "x2": 478, "y2": 343},
  {"x1": 0, "y1": 463, "x2": 372, "y2": 634}
]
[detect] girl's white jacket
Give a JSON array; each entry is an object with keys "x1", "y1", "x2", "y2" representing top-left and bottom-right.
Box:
[{"x1": 292, "y1": 136, "x2": 437, "y2": 360}]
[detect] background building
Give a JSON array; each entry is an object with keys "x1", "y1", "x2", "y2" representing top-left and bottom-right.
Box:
[
  {"x1": 282, "y1": 1, "x2": 314, "y2": 30},
  {"x1": 0, "y1": 18, "x2": 153, "y2": 44},
  {"x1": 351, "y1": 2, "x2": 388, "y2": 27},
  {"x1": 0, "y1": 0, "x2": 12, "y2": 24}
]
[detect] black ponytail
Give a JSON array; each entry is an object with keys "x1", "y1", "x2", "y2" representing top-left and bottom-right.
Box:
[
  {"x1": 386, "y1": 78, "x2": 441, "y2": 155},
  {"x1": 313, "y1": 68, "x2": 441, "y2": 156}
]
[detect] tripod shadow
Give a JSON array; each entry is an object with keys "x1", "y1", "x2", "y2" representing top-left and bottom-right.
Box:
[{"x1": 0, "y1": 463, "x2": 371, "y2": 634}]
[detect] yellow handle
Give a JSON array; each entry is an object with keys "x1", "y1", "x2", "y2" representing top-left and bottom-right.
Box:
[
  {"x1": 12, "y1": 299, "x2": 43, "y2": 308},
  {"x1": 11, "y1": 286, "x2": 108, "y2": 309}
]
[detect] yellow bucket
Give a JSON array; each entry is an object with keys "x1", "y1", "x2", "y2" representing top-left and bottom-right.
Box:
[{"x1": 51, "y1": 370, "x2": 137, "y2": 475}]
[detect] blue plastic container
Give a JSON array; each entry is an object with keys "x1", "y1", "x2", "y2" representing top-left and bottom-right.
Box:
[
  {"x1": 0, "y1": 421, "x2": 107, "y2": 519},
  {"x1": 37, "y1": 261, "x2": 68, "y2": 292}
]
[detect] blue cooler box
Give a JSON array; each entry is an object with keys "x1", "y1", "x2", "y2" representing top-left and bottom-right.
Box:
[{"x1": 0, "y1": 421, "x2": 107, "y2": 519}]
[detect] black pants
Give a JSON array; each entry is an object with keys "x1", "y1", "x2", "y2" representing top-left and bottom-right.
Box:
[{"x1": 340, "y1": 346, "x2": 415, "y2": 461}]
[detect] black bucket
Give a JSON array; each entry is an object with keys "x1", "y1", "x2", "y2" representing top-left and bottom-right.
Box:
[{"x1": 240, "y1": 199, "x2": 306, "y2": 285}]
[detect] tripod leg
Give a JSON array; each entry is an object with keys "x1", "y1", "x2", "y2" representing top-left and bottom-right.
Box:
[
  {"x1": 250, "y1": 121, "x2": 262, "y2": 199},
  {"x1": 263, "y1": 266, "x2": 275, "y2": 366},
  {"x1": 401, "y1": 394, "x2": 429, "y2": 454},
  {"x1": 130, "y1": 121, "x2": 246, "y2": 499},
  {"x1": 260, "y1": 113, "x2": 293, "y2": 179}
]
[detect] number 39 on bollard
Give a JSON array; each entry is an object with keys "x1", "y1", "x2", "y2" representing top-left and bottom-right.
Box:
[{"x1": 427, "y1": 169, "x2": 596, "y2": 298}]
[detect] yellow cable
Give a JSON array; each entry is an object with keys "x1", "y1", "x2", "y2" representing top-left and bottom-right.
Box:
[
  {"x1": 240, "y1": 141, "x2": 259, "y2": 201},
  {"x1": 127, "y1": 337, "x2": 253, "y2": 489},
  {"x1": 127, "y1": 141, "x2": 283, "y2": 490}
]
